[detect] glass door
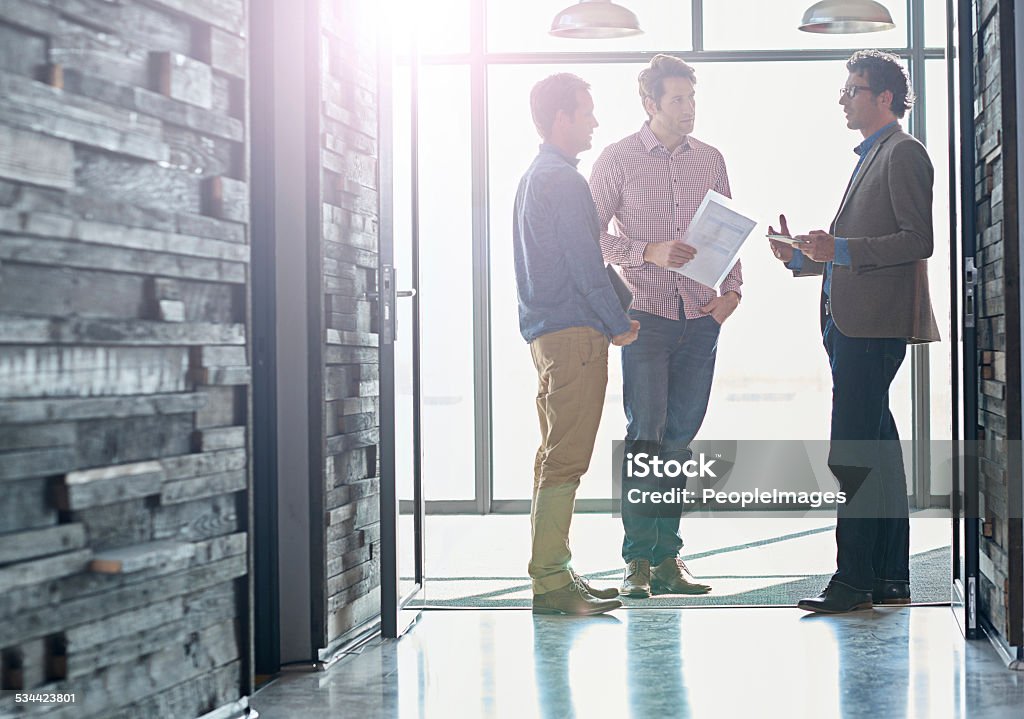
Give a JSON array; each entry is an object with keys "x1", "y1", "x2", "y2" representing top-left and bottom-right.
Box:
[
  {"x1": 949, "y1": 0, "x2": 979, "y2": 639},
  {"x1": 378, "y1": 22, "x2": 425, "y2": 639}
]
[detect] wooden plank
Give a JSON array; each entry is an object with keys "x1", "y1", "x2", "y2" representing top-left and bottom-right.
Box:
[
  {"x1": 73, "y1": 498, "x2": 154, "y2": 553},
  {"x1": 0, "y1": 524, "x2": 87, "y2": 565},
  {"x1": 67, "y1": 590, "x2": 237, "y2": 679},
  {"x1": 189, "y1": 365, "x2": 251, "y2": 386},
  {"x1": 193, "y1": 386, "x2": 242, "y2": 428},
  {"x1": 145, "y1": 0, "x2": 245, "y2": 34},
  {"x1": 326, "y1": 329, "x2": 379, "y2": 347},
  {"x1": 209, "y1": 26, "x2": 246, "y2": 78},
  {"x1": 0, "y1": 478, "x2": 56, "y2": 533},
  {"x1": 0, "y1": 236, "x2": 247, "y2": 284},
  {"x1": 0, "y1": 70, "x2": 169, "y2": 163},
  {"x1": 0, "y1": 124, "x2": 74, "y2": 189},
  {"x1": 161, "y1": 449, "x2": 247, "y2": 481},
  {"x1": 325, "y1": 345, "x2": 378, "y2": 365},
  {"x1": 192, "y1": 346, "x2": 246, "y2": 367},
  {"x1": 0, "y1": 447, "x2": 77, "y2": 482},
  {"x1": 31, "y1": 621, "x2": 240, "y2": 719},
  {"x1": 67, "y1": 217, "x2": 251, "y2": 262},
  {"x1": 103, "y1": 662, "x2": 242, "y2": 719},
  {"x1": 0, "y1": 318, "x2": 245, "y2": 345},
  {"x1": 0, "y1": 553, "x2": 246, "y2": 646},
  {"x1": 163, "y1": 125, "x2": 238, "y2": 178},
  {"x1": 0, "y1": 549, "x2": 92, "y2": 590},
  {"x1": 326, "y1": 428, "x2": 379, "y2": 455},
  {"x1": 153, "y1": 51, "x2": 213, "y2": 109},
  {"x1": 0, "y1": 263, "x2": 148, "y2": 320},
  {"x1": 0, "y1": 422, "x2": 76, "y2": 452},
  {"x1": 153, "y1": 493, "x2": 239, "y2": 542},
  {"x1": 160, "y1": 469, "x2": 247, "y2": 505},
  {"x1": 75, "y1": 413, "x2": 193, "y2": 468},
  {"x1": 202, "y1": 176, "x2": 249, "y2": 223},
  {"x1": 55, "y1": 461, "x2": 165, "y2": 511},
  {"x1": 0, "y1": 347, "x2": 188, "y2": 400},
  {"x1": 191, "y1": 426, "x2": 246, "y2": 452},
  {"x1": 0, "y1": 392, "x2": 206, "y2": 425},
  {"x1": 90, "y1": 541, "x2": 196, "y2": 575}
]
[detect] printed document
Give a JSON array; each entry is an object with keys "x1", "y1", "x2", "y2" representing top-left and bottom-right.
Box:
[{"x1": 671, "y1": 190, "x2": 755, "y2": 289}]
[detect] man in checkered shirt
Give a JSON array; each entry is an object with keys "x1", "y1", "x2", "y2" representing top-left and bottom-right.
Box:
[{"x1": 590, "y1": 54, "x2": 742, "y2": 598}]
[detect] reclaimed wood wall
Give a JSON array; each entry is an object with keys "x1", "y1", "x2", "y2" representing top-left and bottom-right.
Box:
[
  {"x1": 0, "y1": 1, "x2": 252, "y2": 716},
  {"x1": 319, "y1": 0, "x2": 382, "y2": 647},
  {"x1": 973, "y1": 0, "x2": 1023, "y2": 647}
]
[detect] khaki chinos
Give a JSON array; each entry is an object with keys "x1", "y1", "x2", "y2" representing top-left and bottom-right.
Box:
[{"x1": 528, "y1": 326, "x2": 609, "y2": 594}]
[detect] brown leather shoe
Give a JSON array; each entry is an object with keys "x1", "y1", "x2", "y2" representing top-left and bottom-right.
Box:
[
  {"x1": 533, "y1": 576, "x2": 622, "y2": 616},
  {"x1": 651, "y1": 557, "x2": 712, "y2": 595},
  {"x1": 620, "y1": 559, "x2": 652, "y2": 598},
  {"x1": 571, "y1": 571, "x2": 620, "y2": 600}
]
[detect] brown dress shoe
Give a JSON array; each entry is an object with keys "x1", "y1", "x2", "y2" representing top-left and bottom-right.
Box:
[
  {"x1": 571, "y1": 571, "x2": 620, "y2": 600},
  {"x1": 651, "y1": 557, "x2": 712, "y2": 595},
  {"x1": 533, "y1": 576, "x2": 622, "y2": 616},
  {"x1": 620, "y1": 559, "x2": 652, "y2": 598}
]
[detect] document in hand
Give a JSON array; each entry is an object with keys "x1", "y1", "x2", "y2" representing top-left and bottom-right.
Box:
[{"x1": 670, "y1": 190, "x2": 756, "y2": 289}]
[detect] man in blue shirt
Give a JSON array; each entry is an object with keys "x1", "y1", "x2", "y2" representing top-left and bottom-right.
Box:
[
  {"x1": 514, "y1": 73, "x2": 640, "y2": 616},
  {"x1": 770, "y1": 50, "x2": 940, "y2": 613}
]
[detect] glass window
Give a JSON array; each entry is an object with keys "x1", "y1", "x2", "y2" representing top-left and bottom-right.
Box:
[
  {"x1": 488, "y1": 63, "x2": 645, "y2": 502},
  {"x1": 703, "y1": 0, "x2": 907, "y2": 51},
  {"x1": 925, "y1": 0, "x2": 948, "y2": 49},
  {"x1": 389, "y1": 0, "x2": 472, "y2": 56},
  {"x1": 487, "y1": 0, "x2": 691, "y2": 54},
  {"x1": 925, "y1": 57, "x2": 954, "y2": 494},
  {"x1": 490, "y1": 60, "x2": 873, "y2": 501},
  {"x1": 417, "y1": 66, "x2": 477, "y2": 500}
]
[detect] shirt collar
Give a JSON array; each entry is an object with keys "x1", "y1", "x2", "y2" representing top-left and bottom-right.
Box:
[
  {"x1": 854, "y1": 120, "x2": 899, "y2": 157},
  {"x1": 539, "y1": 142, "x2": 580, "y2": 167},
  {"x1": 639, "y1": 122, "x2": 690, "y2": 154}
]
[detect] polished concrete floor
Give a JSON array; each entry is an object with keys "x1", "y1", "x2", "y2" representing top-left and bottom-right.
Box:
[{"x1": 250, "y1": 607, "x2": 1024, "y2": 718}]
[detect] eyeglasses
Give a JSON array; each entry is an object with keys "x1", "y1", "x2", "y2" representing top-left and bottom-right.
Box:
[{"x1": 839, "y1": 85, "x2": 874, "y2": 100}]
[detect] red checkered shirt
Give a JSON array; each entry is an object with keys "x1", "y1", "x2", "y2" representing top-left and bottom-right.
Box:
[{"x1": 590, "y1": 123, "x2": 743, "y2": 321}]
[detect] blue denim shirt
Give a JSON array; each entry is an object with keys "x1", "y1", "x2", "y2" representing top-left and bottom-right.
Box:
[
  {"x1": 513, "y1": 144, "x2": 632, "y2": 343},
  {"x1": 787, "y1": 121, "x2": 899, "y2": 293}
]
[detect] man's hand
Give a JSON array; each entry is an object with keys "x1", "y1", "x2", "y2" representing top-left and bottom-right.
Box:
[
  {"x1": 797, "y1": 230, "x2": 835, "y2": 262},
  {"x1": 768, "y1": 213, "x2": 795, "y2": 264},
  {"x1": 699, "y1": 292, "x2": 740, "y2": 325},
  {"x1": 644, "y1": 241, "x2": 696, "y2": 269},
  {"x1": 611, "y1": 320, "x2": 641, "y2": 346}
]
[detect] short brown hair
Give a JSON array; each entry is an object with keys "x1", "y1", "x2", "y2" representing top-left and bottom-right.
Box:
[
  {"x1": 530, "y1": 73, "x2": 590, "y2": 139},
  {"x1": 847, "y1": 50, "x2": 914, "y2": 118},
  {"x1": 638, "y1": 54, "x2": 696, "y2": 116}
]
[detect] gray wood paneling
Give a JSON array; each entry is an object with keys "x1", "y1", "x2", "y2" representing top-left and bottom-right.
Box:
[{"x1": 0, "y1": 0, "x2": 252, "y2": 715}]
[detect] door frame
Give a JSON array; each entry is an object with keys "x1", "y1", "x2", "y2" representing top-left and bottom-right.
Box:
[{"x1": 378, "y1": 23, "x2": 426, "y2": 640}]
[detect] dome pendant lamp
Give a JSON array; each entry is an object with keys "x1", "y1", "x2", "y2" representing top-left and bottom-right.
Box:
[
  {"x1": 798, "y1": 0, "x2": 896, "y2": 33},
  {"x1": 549, "y1": 0, "x2": 643, "y2": 39}
]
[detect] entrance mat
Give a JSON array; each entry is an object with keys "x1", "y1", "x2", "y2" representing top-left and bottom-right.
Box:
[{"x1": 408, "y1": 546, "x2": 951, "y2": 609}]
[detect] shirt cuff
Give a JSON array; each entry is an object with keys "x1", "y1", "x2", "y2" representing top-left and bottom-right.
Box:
[
  {"x1": 625, "y1": 240, "x2": 648, "y2": 269},
  {"x1": 833, "y1": 237, "x2": 851, "y2": 266},
  {"x1": 720, "y1": 279, "x2": 742, "y2": 299},
  {"x1": 786, "y1": 249, "x2": 805, "y2": 272}
]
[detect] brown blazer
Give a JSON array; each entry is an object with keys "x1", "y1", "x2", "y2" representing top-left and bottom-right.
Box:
[{"x1": 795, "y1": 124, "x2": 941, "y2": 344}]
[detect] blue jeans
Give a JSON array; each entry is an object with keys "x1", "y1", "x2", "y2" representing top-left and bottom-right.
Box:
[
  {"x1": 620, "y1": 308, "x2": 720, "y2": 564},
  {"x1": 823, "y1": 316, "x2": 909, "y2": 591}
]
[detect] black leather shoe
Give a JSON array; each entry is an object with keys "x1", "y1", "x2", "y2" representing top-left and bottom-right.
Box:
[
  {"x1": 873, "y1": 580, "x2": 911, "y2": 605},
  {"x1": 797, "y1": 582, "x2": 873, "y2": 614}
]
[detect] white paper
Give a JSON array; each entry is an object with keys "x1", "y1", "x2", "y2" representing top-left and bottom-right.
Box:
[{"x1": 671, "y1": 190, "x2": 756, "y2": 289}]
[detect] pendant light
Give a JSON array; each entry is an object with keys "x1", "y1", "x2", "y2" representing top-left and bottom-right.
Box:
[
  {"x1": 549, "y1": 0, "x2": 643, "y2": 39},
  {"x1": 798, "y1": 0, "x2": 895, "y2": 33}
]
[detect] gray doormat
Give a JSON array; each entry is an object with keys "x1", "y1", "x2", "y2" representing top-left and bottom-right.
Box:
[{"x1": 409, "y1": 546, "x2": 951, "y2": 608}]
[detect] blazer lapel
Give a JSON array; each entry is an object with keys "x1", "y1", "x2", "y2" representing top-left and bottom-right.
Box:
[{"x1": 831, "y1": 125, "x2": 901, "y2": 229}]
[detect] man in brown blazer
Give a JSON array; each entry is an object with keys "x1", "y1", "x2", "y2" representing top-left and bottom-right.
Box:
[{"x1": 769, "y1": 50, "x2": 940, "y2": 613}]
